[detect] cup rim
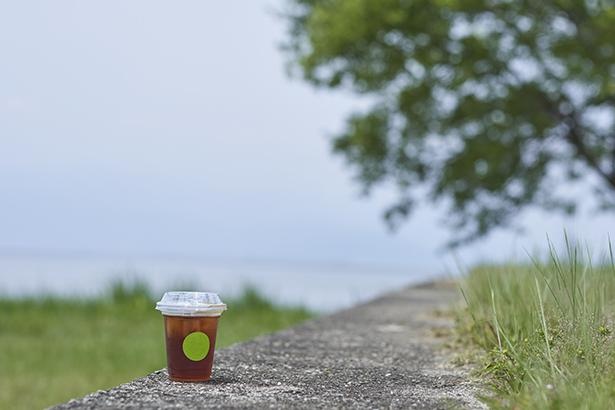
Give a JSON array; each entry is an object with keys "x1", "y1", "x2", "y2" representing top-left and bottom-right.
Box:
[{"x1": 155, "y1": 291, "x2": 227, "y2": 317}]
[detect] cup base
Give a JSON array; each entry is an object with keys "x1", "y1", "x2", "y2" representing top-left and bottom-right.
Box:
[{"x1": 168, "y1": 373, "x2": 212, "y2": 383}]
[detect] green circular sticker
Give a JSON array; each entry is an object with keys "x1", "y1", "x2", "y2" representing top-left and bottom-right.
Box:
[{"x1": 182, "y1": 331, "x2": 210, "y2": 361}]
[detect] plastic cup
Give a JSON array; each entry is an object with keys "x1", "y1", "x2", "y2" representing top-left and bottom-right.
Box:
[{"x1": 155, "y1": 292, "x2": 227, "y2": 382}]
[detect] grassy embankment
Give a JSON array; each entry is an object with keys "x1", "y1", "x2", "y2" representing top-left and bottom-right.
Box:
[
  {"x1": 0, "y1": 283, "x2": 312, "y2": 410},
  {"x1": 457, "y1": 240, "x2": 615, "y2": 408}
]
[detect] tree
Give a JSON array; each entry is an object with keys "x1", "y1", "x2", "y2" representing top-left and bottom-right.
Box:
[{"x1": 284, "y1": 0, "x2": 615, "y2": 246}]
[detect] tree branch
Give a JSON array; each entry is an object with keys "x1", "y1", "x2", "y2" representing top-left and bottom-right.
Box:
[
  {"x1": 564, "y1": 118, "x2": 615, "y2": 190},
  {"x1": 536, "y1": 89, "x2": 615, "y2": 191}
]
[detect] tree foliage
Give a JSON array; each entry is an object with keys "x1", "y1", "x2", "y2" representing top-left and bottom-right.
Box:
[{"x1": 284, "y1": 0, "x2": 615, "y2": 246}]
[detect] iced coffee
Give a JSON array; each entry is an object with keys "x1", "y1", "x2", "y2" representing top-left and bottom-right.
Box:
[{"x1": 156, "y1": 292, "x2": 227, "y2": 382}]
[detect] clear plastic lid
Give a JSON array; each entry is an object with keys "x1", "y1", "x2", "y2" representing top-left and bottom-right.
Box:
[{"x1": 155, "y1": 291, "x2": 227, "y2": 317}]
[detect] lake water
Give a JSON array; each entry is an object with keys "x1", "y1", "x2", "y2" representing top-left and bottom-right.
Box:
[{"x1": 0, "y1": 254, "x2": 436, "y2": 311}]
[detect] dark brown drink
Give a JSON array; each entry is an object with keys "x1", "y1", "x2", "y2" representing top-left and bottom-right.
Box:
[
  {"x1": 163, "y1": 315, "x2": 220, "y2": 382},
  {"x1": 156, "y1": 291, "x2": 227, "y2": 382}
]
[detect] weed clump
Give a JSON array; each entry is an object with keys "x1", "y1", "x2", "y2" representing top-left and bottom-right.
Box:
[{"x1": 458, "y1": 237, "x2": 615, "y2": 408}]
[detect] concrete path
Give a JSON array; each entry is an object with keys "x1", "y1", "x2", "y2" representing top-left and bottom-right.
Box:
[{"x1": 54, "y1": 282, "x2": 484, "y2": 409}]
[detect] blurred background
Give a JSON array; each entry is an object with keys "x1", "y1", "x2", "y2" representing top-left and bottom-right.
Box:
[
  {"x1": 1, "y1": 0, "x2": 612, "y2": 311},
  {"x1": 1, "y1": 1, "x2": 615, "y2": 407}
]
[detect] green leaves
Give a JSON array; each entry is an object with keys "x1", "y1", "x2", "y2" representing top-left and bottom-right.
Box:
[
  {"x1": 333, "y1": 107, "x2": 390, "y2": 189},
  {"x1": 285, "y1": 0, "x2": 615, "y2": 245}
]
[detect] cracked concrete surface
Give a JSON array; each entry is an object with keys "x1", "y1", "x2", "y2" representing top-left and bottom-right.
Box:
[{"x1": 53, "y1": 282, "x2": 485, "y2": 409}]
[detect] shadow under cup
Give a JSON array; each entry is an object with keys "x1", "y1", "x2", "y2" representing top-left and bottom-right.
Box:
[{"x1": 156, "y1": 292, "x2": 227, "y2": 382}]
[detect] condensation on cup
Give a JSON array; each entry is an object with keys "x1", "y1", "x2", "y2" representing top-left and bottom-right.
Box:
[{"x1": 155, "y1": 291, "x2": 227, "y2": 382}]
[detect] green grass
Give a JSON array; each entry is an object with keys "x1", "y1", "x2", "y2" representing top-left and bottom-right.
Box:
[
  {"x1": 0, "y1": 282, "x2": 312, "y2": 410},
  {"x1": 457, "y1": 238, "x2": 615, "y2": 409}
]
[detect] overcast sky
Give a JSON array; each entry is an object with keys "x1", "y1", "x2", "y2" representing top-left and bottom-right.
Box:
[{"x1": 1, "y1": 0, "x2": 612, "y2": 274}]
